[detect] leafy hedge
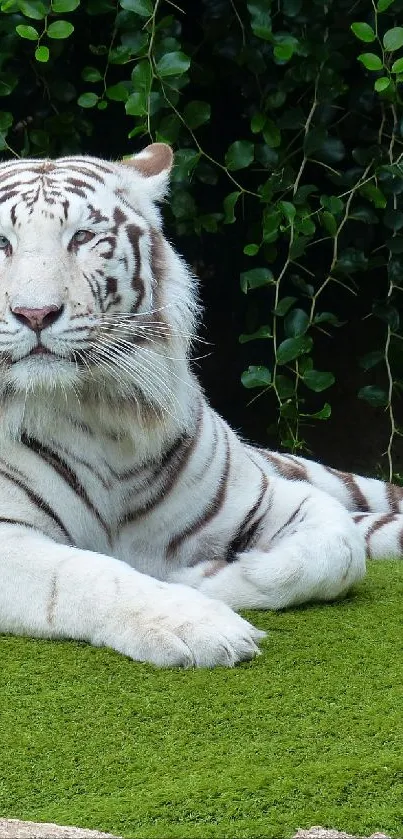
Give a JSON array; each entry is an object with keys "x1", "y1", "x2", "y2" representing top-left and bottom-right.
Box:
[{"x1": 0, "y1": 0, "x2": 402, "y2": 476}]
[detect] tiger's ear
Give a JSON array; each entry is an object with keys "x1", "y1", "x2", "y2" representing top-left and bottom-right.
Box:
[{"x1": 120, "y1": 143, "x2": 173, "y2": 201}]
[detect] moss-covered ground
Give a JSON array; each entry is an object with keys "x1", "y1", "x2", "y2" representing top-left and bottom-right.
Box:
[{"x1": 0, "y1": 561, "x2": 402, "y2": 839}]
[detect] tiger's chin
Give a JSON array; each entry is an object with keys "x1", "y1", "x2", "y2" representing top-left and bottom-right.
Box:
[{"x1": 2, "y1": 353, "x2": 85, "y2": 394}]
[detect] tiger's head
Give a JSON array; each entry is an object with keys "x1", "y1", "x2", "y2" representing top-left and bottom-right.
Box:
[{"x1": 0, "y1": 143, "x2": 197, "y2": 419}]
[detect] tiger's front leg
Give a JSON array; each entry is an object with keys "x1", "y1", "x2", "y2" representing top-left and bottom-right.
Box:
[
  {"x1": 168, "y1": 478, "x2": 367, "y2": 610},
  {"x1": 0, "y1": 524, "x2": 264, "y2": 667}
]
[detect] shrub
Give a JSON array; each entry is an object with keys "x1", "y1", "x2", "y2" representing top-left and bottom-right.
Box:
[{"x1": 0, "y1": 0, "x2": 402, "y2": 476}]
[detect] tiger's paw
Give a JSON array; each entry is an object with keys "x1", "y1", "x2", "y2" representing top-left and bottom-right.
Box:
[{"x1": 100, "y1": 581, "x2": 266, "y2": 668}]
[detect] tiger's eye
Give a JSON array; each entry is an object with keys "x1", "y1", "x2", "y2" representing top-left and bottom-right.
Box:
[
  {"x1": 71, "y1": 230, "x2": 95, "y2": 245},
  {"x1": 0, "y1": 235, "x2": 11, "y2": 251}
]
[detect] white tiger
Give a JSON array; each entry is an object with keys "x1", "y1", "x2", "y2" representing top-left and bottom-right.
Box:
[{"x1": 0, "y1": 143, "x2": 401, "y2": 668}]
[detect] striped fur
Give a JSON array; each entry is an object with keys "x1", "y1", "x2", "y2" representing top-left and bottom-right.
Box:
[{"x1": 0, "y1": 143, "x2": 400, "y2": 668}]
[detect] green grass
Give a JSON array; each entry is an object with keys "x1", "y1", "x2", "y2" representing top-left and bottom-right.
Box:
[{"x1": 0, "y1": 561, "x2": 402, "y2": 839}]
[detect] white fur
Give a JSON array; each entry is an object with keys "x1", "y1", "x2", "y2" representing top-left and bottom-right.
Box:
[{"x1": 0, "y1": 146, "x2": 398, "y2": 668}]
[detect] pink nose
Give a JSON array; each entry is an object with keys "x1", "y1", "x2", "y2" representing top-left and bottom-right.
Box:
[{"x1": 12, "y1": 305, "x2": 63, "y2": 331}]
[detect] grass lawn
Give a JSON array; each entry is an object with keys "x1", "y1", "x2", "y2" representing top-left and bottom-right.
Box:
[{"x1": 0, "y1": 561, "x2": 402, "y2": 839}]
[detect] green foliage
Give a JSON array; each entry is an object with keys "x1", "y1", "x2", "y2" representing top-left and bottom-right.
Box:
[{"x1": 0, "y1": 0, "x2": 402, "y2": 473}]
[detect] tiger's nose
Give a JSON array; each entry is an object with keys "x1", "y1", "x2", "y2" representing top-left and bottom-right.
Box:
[{"x1": 11, "y1": 305, "x2": 64, "y2": 331}]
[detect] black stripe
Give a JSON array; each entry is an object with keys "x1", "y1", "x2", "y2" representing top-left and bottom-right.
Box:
[
  {"x1": 0, "y1": 467, "x2": 72, "y2": 543},
  {"x1": 166, "y1": 425, "x2": 231, "y2": 558},
  {"x1": 121, "y1": 403, "x2": 204, "y2": 525},
  {"x1": 327, "y1": 467, "x2": 369, "y2": 511},
  {"x1": 365, "y1": 512, "x2": 397, "y2": 558},
  {"x1": 268, "y1": 497, "x2": 309, "y2": 544},
  {"x1": 0, "y1": 517, "x2": 38, "y2": 530},
  {"x1": 386, "y1": 483, "x2": 403, "y2": 513},
  {"x1": 227, "y1": 467, "x2": 269, "y2": 559},
  {"x1": 21, "y1": 434, "x2": 111, "y2": 540},
  {"x1": 258, "y1": 449, "x2": 308, "y2": 481},
  {"x1": 126, "y1": 223, "x2": 145, "y2": 309},
  {"x1": 49, "y1": 440, "x2": 111, "y2": 489}
]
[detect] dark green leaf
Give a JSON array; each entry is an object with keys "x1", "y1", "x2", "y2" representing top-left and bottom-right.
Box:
[
  {"x1": 89, "y1": 44, "x2": 108, "y2": 55},
  {"x1": 358, "y1": 53, "x2": 383, "y2": 70},
  {"x1": 125, "y1": 90, "x2": 147, "y2": 116},
  {"x1": 303, "y1": 370, "x2": 335, "y2": 392},
  {"x1": 109, "y1": 46, "x2": 133, "y2": 64},
  {"x1": 391, "y1": 57, "x2": 403, "y2": 73},
  {"x1": 273, "y1": 42, "x2": 294, "y2": 61},
  {"x1": 239, "y1": 326, "x2": 272, "y2": 343},
  {"x1": 349, "y1": 205, "x2": 379, "y2": 223},
  {"x1": 279, "y1": 201, "x2": 296, "y2": 221},
  {"x1": 171, "y1": 191, "x2": 196, "y2": 220},
  {"x1": 383, "y1": 27, "x2": 403, "y2": 51},
  {"x1": 77, "y1": 92, "x2": 99, "y2": 108},
  {"x1": 313, "y1": 311, "x2": 342, "y2": 326},
  {"x1": 15, "y1": 23, "x2": 38, "y2": 39},
  {"x1": 47, "y1": 20, "x2": 74, "y2": 38},
  {"x1": 157, "y1": 114, "x2": 181, "y2": 144},
  {"x1": 29, "y1": 128, "x2": 49, "y2": 146},
  {"x1": 351, "y1": 22, "x2": 376, "y2": 42},
  {"x1": 275, "y1": 374, "x2": 295, "y2": 399},
  {"x1": 358, "y1": 385, "x2": 388, "y2": 407},
  {"x1": 321, "y1": 211, "x2": 337, "y2": 236},
  {"x1": 241, "y1": 365, "x2": 272, "y2": 388},
  {"x1": 299, "y1": 215, "x2": 316, "y2": 235},
  {"x1": 302, "y1": 403, "x2": 332, "y2": 420},
  {"x1": 35, "y1": 44, "x2": 49, "y2": 61},
  {"x1": 274, "y1": 296, "x2": 297, "y2": 316},
  {"x1": 247, "y1": 1, "x2": 272, "y2": 40},
  {"x1": 106, "y1": 83, "x2": 129, "y2": 102},
  {"x1": 243, "y1": 243, "x2": 260, "y2": 256},
  {"x1": 320, "y1": 195, "x2": 344, "y2": 215},
  {"x1": 262, "y1": 120, "x2": 281, "y2": 148},
  {"x1": 225, "y1": 140, "x2": 254, "y2": 171},
  {"x1": 51, "y1": 0, "x2": 79, "y2": 10},
  {"x1": 373, "y1": 302, "x2": 399, "y2": 330},
  {"x1": 156, "y1": 51, "x2": 190, "y2": 77},
  {"x1": 223, "y1": 191, "x2": 241, "y2": 224},
  {"x1": 293, "y1": 184, "x2": 317, "y2": 205},
  {"x1": 284, "y1": 308, "x2": 309, "y2": 337},
  {"x1": 359, "y1": 351, "x2": 384, "y2": 370},
  {"x1": 374, "y1": 77, "x2": 391, "y2": 92},
  {"x1": 171, "y1": 149, "x2": 200, "y2": 183},
  {"x1": 304, "y1": 127, "x2": 327, "y2": 156},
  {"x1": 359, "y1": 182, "x2": 387, "y2": 208},
  {"x1": 377, "y1": 0, "x2": 395, "y2": 9},
  {"x1": 240, "y1": 267, "x2": 274, "y2": 293},
  {"x1": 131, "y1": 60, "x2": 152, "y2": 90},
  {"x1": 81, "y1": 66, "x2": 102, "y2": 82},
  {"x1": 336, "y1": 248, "x2": 368, "y2": 273},
  {"x1": 263, "y1": 209, "x2": 281, "y2": 239},
  {"x1": 183, "y1": 101, "x2": 211, "y2": 129},
  {"x1": 0, "y1": 112, "x2": 12, "y2": 131},
  {"x1": 316, "y1": 136, "x2": 345, "y2": 164},
  {"x1": 276, "y1": 335, "x2": 313, "y2": 364},
  {"x1": 251, "y1": 112, "x2": 265, "y2": 133},
  {"x1": 289, "y1": 235, "x2": 311, "y2": 260},
  {"x1": 119, "y1": 0, "x2": 152, "y2": 14},
  {"x1": 18, "y1": 0, "x2": 48, "y2": 17}
]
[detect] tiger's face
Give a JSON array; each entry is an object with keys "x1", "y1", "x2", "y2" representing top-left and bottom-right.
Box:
[{"x1": 0, "y1": 144, "x2": 185, "y2": 400}]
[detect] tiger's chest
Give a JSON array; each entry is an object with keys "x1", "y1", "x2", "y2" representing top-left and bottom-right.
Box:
[{"x1": 0, "y1": 416, "x2": 261, "y2": 579}]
